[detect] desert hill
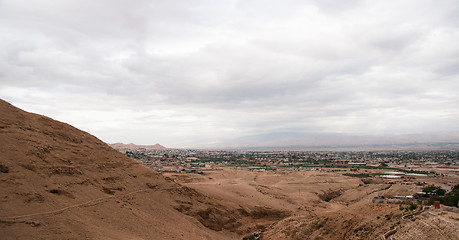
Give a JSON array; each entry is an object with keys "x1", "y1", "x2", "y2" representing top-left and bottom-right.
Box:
[
  {"x1": 0, "y1": 99, "x2": 273, "y2": 240},
  {"x1": 2, "y1": 99, "x2": 457, "y2": 239},
  {"x1": 110, "y1": 143, "x2": 167, "y2": 152},
  {"x1": 390, "y1": 208, "x2": 459, "y2": 239},
  {"x1": 165, "y1": 168, "x2": 459, "y2": 239}
]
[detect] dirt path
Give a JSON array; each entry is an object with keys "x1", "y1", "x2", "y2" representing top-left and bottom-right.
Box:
[
  {"x1": 0, "y1": 189, "x2": 149, "y2": 223},
  {"x1": 381, "y1": 206, "x2": 426, "y2": 239}
]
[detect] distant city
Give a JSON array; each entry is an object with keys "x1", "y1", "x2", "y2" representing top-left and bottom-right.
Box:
[{"x1": 113, "y1": 145, "x2": 458, "y2": 176}]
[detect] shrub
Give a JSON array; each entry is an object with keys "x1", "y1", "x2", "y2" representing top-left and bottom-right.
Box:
[
  {"x1": 408, "y1": 202, "x2": 418, "y2": 211},
  {"x1": 426, "y1": 184, "x2": 459, "y2": 207}
]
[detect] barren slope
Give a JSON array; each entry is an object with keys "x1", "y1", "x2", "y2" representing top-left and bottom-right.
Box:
[
  {"x1": 166, "y1": 168, "x2": 459, "y2": 240},
  {"x1": 389, "y1": 209, "x2": 459, "y2": 240},
  {"x1": 166, "y1": 169, "x2": 405, "y2": 239},
  {"x1": 0, "y1": 99, "x2": 245, "y2": 240}
]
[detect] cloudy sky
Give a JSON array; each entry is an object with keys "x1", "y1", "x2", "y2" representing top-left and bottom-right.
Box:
[{"x1": 1, "y1": 0, "x2": 459, "y2": 148}]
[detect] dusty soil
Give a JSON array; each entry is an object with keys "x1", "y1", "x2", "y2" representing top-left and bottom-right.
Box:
[
  {"x1": 0, "y1": 99, "x2": 256, "y2": 240},
  {"x1": 1, "y1": 99, "x2": 458, "y2": 240},
  {"x1": 165, "y1": 168, "x2": 458, "y2": 239},
  {"x1": 389, "y1": 208, "x2": 459, "y2": 240}
]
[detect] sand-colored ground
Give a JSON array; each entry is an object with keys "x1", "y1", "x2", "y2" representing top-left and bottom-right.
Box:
[
  {"x1": 165, "y1": 168, "x2": 458, "y2": 239},
  {"x1": 165, "y1": 169, "x2": 364, "y2": 214},
  {"x1": 0, "y1": 99, "x2": 244, "y2": 240},
  {"x1": 390, "y1": 208, "x2": 459, "y2": 239},
  {"x1": 1, "y1": 99, "x2": 458, "y2": 240}
]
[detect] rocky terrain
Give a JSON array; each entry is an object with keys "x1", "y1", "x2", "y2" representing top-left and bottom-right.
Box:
[
  {"x1": 389, "y1": 208, "x2": 459, "y2": 240},
  {"x1": 1, "y1": 99, "x2": 458, "y2": 239},
  {"x1": 0, "y1": 99, "x2": 282, "y2": 240},
  {"x1": 165, "y1": 168, "x2": 459, "y2": 239}
]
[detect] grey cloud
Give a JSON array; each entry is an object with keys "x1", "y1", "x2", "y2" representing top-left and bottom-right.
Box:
[{"x1": 1, "y1": 0, "x2": 459, "y2": 147}]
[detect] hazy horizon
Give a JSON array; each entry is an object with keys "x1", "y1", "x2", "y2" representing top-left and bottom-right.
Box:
[{"x1": 1, "y1": 0, "x2": 459, "y2": 148}]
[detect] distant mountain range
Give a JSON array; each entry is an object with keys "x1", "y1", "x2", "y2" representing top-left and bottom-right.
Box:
[
  {"x1": 110, "y1": 142, "x2": 167, "y2": 151},
  {"x1": 181, "y1": 131, "x2": 459, "y2": 150},
  {"x1": 218, "y1": 142, "x2": 459, "y2": 151},
  {"x1": 108, "y1": 132, "x2": 459, "y2": 151}
]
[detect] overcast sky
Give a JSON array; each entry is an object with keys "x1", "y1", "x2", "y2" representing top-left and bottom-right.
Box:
[{"x1": 1, "y1": 0, "x2": 459, "y2": 148}]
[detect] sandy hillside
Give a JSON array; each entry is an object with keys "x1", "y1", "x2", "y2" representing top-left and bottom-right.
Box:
[
  {"x1": 2, "y1": 98, "x2": 457, "y2": 240},
  {"x1": 166, "y1": 169, "x2": 398, "y2": 239},
  {"x1": 0, "y1": 99, "x2": 264, "y2": 240},
  {"x1": 166, "y1": 169, "x2": 363, "y2": 213},
  {"x1": 389, "y1": 208, "x2": 459, "y2": 240},
  {"x1": 166, "y1": 168, "x2": 459, "y2": 239}
]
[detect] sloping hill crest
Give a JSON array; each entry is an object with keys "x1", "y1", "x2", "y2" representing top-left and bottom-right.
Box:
[{"x1": 0, "y1": 99, "x2": 243, "y2": 240}]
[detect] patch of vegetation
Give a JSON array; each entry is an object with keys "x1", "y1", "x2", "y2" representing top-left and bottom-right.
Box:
[
  {"x1": 399, "y1": 169, "x2": 429, "y2": 174},
  {"x1": 423, "y1": 185, "x2": 446, "y2": 195},
  {"x1": 343, "y1": 173, "x2": 370, "y2": 178},
  {"x1": 199, "y1": 157, "x2": 227, "y2": 162},
  {"x1": 400, "y1": 202, "x2": 418, "y2": 211},
  {"x1": 426, "y1": 184, "x2": 459, "y2": 207},
  {"x1": 389, "y1": 222, "x2": 400, "y2": 230},
  {"x1": 407, "y1": 202, "x2": 417, "y2": 211},
  {"x1": 300, "y1": 164, "x2": 431, "y2": 175}
]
